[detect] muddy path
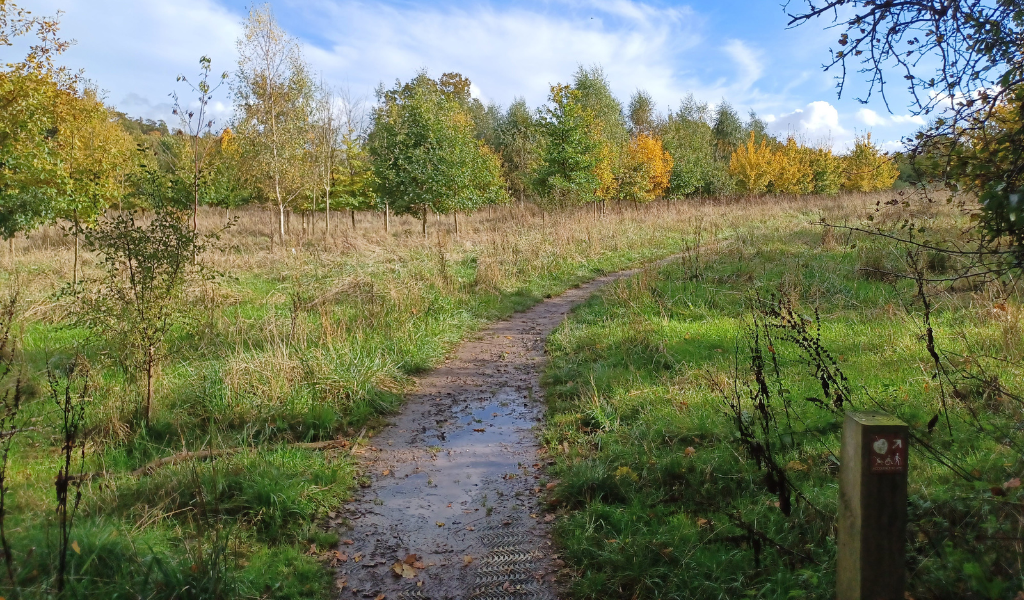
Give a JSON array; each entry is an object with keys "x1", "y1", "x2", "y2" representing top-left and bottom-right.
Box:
[{"x1": 334, "y1": 258, "x2": 679, "y2": 600}]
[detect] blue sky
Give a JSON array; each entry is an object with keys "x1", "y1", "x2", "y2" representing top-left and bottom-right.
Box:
[{"x1": 14, "y1": 0, "x2": 928, "y2": 151}]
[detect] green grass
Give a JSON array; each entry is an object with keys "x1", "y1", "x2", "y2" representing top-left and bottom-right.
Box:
[
  {"x1": 3, "y1": 201, "x2": 793, "y2": 598},
  {"x1": 543, "y1": 209, "x2": 1024, "y2": 599}
]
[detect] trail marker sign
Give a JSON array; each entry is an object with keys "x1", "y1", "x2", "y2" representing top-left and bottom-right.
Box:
[{"x1": 838, "y1": 411, "x2": 909, "y2": 600}]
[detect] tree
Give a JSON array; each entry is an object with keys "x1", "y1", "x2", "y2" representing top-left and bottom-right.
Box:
[
  {"x1": 627, "y1": 90, "x2": 658, "y2": 137},
  {"x1": 842, "y1": 133, "x2": 899, "y2": 192},
  {"x1": 730, "y1": 132, "x2": 775, "y2": 195},
  {"x1": 494, "y1": 98, "x2": 540, "y2": 205},
  {"x1": 331, "y1": 88, "x2": 376, "y2": 232},
  {"x1": 663, "y1": 95, "x2": 732, "y2": 197},
  {"x1": 534, "y1": 84, "x2": 603, "y2": 209},
  {"x1": 232, "y1": 4, "x2": 313, "y2": 246},
  {"x1": 712, "y1": 101, "x2": 746, "y2": 161},
  {"x1": 171, "y1": 55, "x2": 229, "y2": 247},
  {"x1": 367, "y1": 72, "x2": 508, "y2": 235},
  {"x1": 53, "y1": 86, "x2": 136, "y2": 284},
  {"x1": 770, "y1": 137, "x2": 814, "y2": 195},
  {"x1": 572, "y1": 66, "x2": 627, "y2": 205},
  {"x1": 0, "y1": 2, "x2": 73, "y2": 239},
  {"x1": 76, "y1": 209, "x2": 205, "y2": 425},
  {"x1": 617, "y1": 133, "x2": 674, "y2": 204}
]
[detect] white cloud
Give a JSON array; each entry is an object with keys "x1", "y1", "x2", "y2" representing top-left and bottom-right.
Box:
[
  {"x1": 857, "y1": 108, "x2": 885, "y2": 127},
  {"x1": 770, "y1": 101, "x2": 845, "y2": 144},
  {"x1": 890, "y1": 114, "x2": 926, "y2": 126},
  {"x1": 722, "y1": 39, "x2": 764, "y2": 92}
]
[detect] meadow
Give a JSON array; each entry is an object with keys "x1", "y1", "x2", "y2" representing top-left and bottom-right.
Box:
[
  {"x1": 0, "y1": 198, "x2": 761, "y2": 599},
  {"x1": 541, "y1": 193, "x2": 1024, "y2": 599}
]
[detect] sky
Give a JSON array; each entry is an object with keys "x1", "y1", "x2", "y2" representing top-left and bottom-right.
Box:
[{"x1": 8, "y1": 0, "x2": 932, "y2": 151}]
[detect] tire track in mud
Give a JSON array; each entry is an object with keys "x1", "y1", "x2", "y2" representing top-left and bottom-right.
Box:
[{"x1": 334, "y1": 256, "x2": 683, "y2": 600}]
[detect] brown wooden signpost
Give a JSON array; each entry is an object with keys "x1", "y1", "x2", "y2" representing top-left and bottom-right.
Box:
[{"x1": 837, "y1": 411, "x2": 909, "y2": 600}]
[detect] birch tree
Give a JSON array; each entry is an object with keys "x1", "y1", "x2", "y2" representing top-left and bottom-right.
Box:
[{"x1": 232, "y1": 4, "x2": 312, "y2": 246}]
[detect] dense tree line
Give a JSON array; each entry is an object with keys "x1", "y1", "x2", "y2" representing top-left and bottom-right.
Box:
[{"x1": 0, "y1": 3, "x2": 901, "y2": 247}]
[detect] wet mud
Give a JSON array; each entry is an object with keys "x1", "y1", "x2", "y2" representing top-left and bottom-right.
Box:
[{"x1": 335, "y1": 262, "x2": 671, "y2": 600}]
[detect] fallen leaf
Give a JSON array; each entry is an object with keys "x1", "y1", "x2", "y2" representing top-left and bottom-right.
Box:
[
  {"x1": 1004, "y1": 477, "x2": 1021, "y2": 490},
  {"x1": 335, "y1": 577, "x2": 347, "y2": 590},
  {"x1": 465, "y1": 526, "x2": 475, "y2": 531},
  {"x1": 436, "y1": 521, "x2": 445, "y2": 527},
  {"x1": 545, "y1": 482, "x2": 558, "y2": 490},
  {"x1": 696, "y1": 518, "x2": 709, "y2": 528},
  {"x1": 375, "y1": 595, "x2": 385, "y2": 600},
  {"x1": 786, "y1": 461, "x2": 808, "y2": 472},
  {"x1": 503, "y1": 582, "x2": 512, "y2": 591},
  {"x1": 306, "y1": 543, "x2": 317, "y2": 555},
  {"x1": 684, "y1": 447, "x2": 696, "y2": 457},
  {"x1": 473, "y1": 428, "x2": 486, "y2": 433},
  {"x1": 404, "y1": 554, "x2": 419, "y2": 565},
  {"x1": 71, "y1": 541, "x2": 80, "y2": 555},
  {"x1": 382, "y1": 469, "x2": 391, "y2": 476},
  {"x1": 606, "y1": 539, "x2": 618, "y2": 544},
  {"x1": 543, "y1": 514, "x2": 555, "y2": 523},
  {"x1": 417, "y1": 581, "x2": 424, "y2": 587},
  {"x1": 341, "y1": 539, "x2": 354, "y2": 545},
  {"x1": 413, "y1": 561, "x2": 425, "y2": 569},
  {"x1": 530, "y1": 513, "x2": 538, "y2": 518},
  {"x1": 463, "y1": 555, "x2": 474, "y2": 566},
  {"x1": 392, "y1": 562, "x2": 417, "y2": 578},
  {"x1": 353, "y1": 553, "x2": 363, "y2": 562},
  {"x1": 332, "y1": 551, "x2": 349, "y2": 564}
]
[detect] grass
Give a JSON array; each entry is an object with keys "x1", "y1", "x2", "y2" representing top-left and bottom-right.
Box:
[
  {"x1": 0, "y1": 197, "x2": 829, "y2": 598},
  {"x1": 541, "y1": 198, "x2": 1024, "y2": 598}
]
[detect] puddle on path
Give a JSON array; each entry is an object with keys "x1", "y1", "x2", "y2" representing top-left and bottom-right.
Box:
[{"x1": 334, "y1": 260, "x2": 678, "y2": 599}]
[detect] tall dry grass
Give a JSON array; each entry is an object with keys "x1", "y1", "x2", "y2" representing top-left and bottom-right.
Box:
[{"x1": 0, "y1": 194, "x2": 889, "y2": 444}]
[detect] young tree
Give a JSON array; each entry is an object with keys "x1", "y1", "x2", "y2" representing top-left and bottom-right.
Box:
[
  {"x1": 75, "y1": 209, "x2": 206, "y2": 425},
  {"x1": 663, "y1": 95, "x2": 733, "y2": 197},
  {"x1": 232, "y1": 4, "x2": 313, "y2": 246},
  {"x1": 534, "y1": 84, "x2": 603, "y2": 210},
  {"x1": 730, "y1": 132, "x2": 775, "y2": 195},
  {"x1": 53, "y1": 86, "x2": 136, "y2": 285},
  {"x1": 171, "y1": 55, "x2": 229, "y2": 245},
  {"x1": 617, "y1": 133, "x2": 674, "y2": 205},
  {"x1": 712, "y1": 101, "x2": 746, "y2": 161},
  {"x1": 0, "y1": 2, "x2": 73, "y2": 239},
  {"x1": 367, "y1": 72, "x2": 507, "y2": 236},
  {"x1": 841, "y1": 133, "x2": 899, "y2": 192},
  {"x1": 494, "y1": 98, "x2": 540, "y2": 205},
  {"x1": 627, "y1": 90, "x2": 658, "y2": 137},
  {"x1": 329, "y1": 87, "x2": 376, "y2": 233}
]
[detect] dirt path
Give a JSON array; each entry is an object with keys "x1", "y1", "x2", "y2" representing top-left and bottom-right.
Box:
[{"x1": 335, "y1": 259, "x2": 676, "y2": 600}]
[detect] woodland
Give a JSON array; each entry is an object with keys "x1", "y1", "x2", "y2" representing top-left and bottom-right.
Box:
[{"x1": 1, "y1": 0, "x2": 1024, "y2": 599}]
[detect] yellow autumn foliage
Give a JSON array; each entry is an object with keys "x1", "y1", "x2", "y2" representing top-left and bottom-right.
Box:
[
  {"x1": 618, "y1": 133, "x2": 674, "y2": 203},
  {"x1": 841, "y1": 133, "x2": 899, "y2": 192},
  {"x1": 730, "y1": 133, "x2": 774, "y2": 194}
]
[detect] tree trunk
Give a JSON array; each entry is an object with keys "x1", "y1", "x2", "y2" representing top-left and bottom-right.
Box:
[
  {"x1": 325, "y1": 195, "x2": 331, "y2": 239},
  {"x1": 385, "y1": 202, "x2": 390, "y2": 233},
  {"x1": 145, "y1": 346, "x2": 155, "y2": 426},
  {"x1": 593, "y1": 200, "x2": 598, "y2": 220},
  {"x1": 73, "y1": 210, "x2": 80, "y2": 287},
  {"x1": 422, "y1": 207, "x2": 428, "y2": 237},
  {"x1": 351, "y1": 209, "x2": 356, "y2": 230},
  {"x1": 278, "y1": 203, "x2": 286, "y2": 245},
  {"x1": 226, "y1": 206, "x2": 230, "y2": 224},
  {"x1": 270, "y1": 207, "x2": 275, "y2": 252},
  {"x1": 454, "y1": 212, "x2": 459, "y2": 236}
]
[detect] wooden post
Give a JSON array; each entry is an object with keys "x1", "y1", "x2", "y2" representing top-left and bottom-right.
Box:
[{"x1": 838, "y1": 411, "x2": 909, "y2": 600}]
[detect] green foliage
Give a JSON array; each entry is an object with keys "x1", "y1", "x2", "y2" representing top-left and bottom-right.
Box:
[
  {"x1": 534, "y1": 84, "x2": 604, "y2": 207},
  {"x1": 367, "y1": 72, "x2": 508, "y2": 220},
  {"x1": 74, "y1": 209, "x2": 206, "y2": 423},
  {"x1": 712, "y1": 101, "x2": 746, "y2": 160},
  {"x1": 494, "y1": 98, "x2": 540, "y2": 203},
  {"x1": 662, "y1": 96, "x2": 734, "y2": 197}
]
